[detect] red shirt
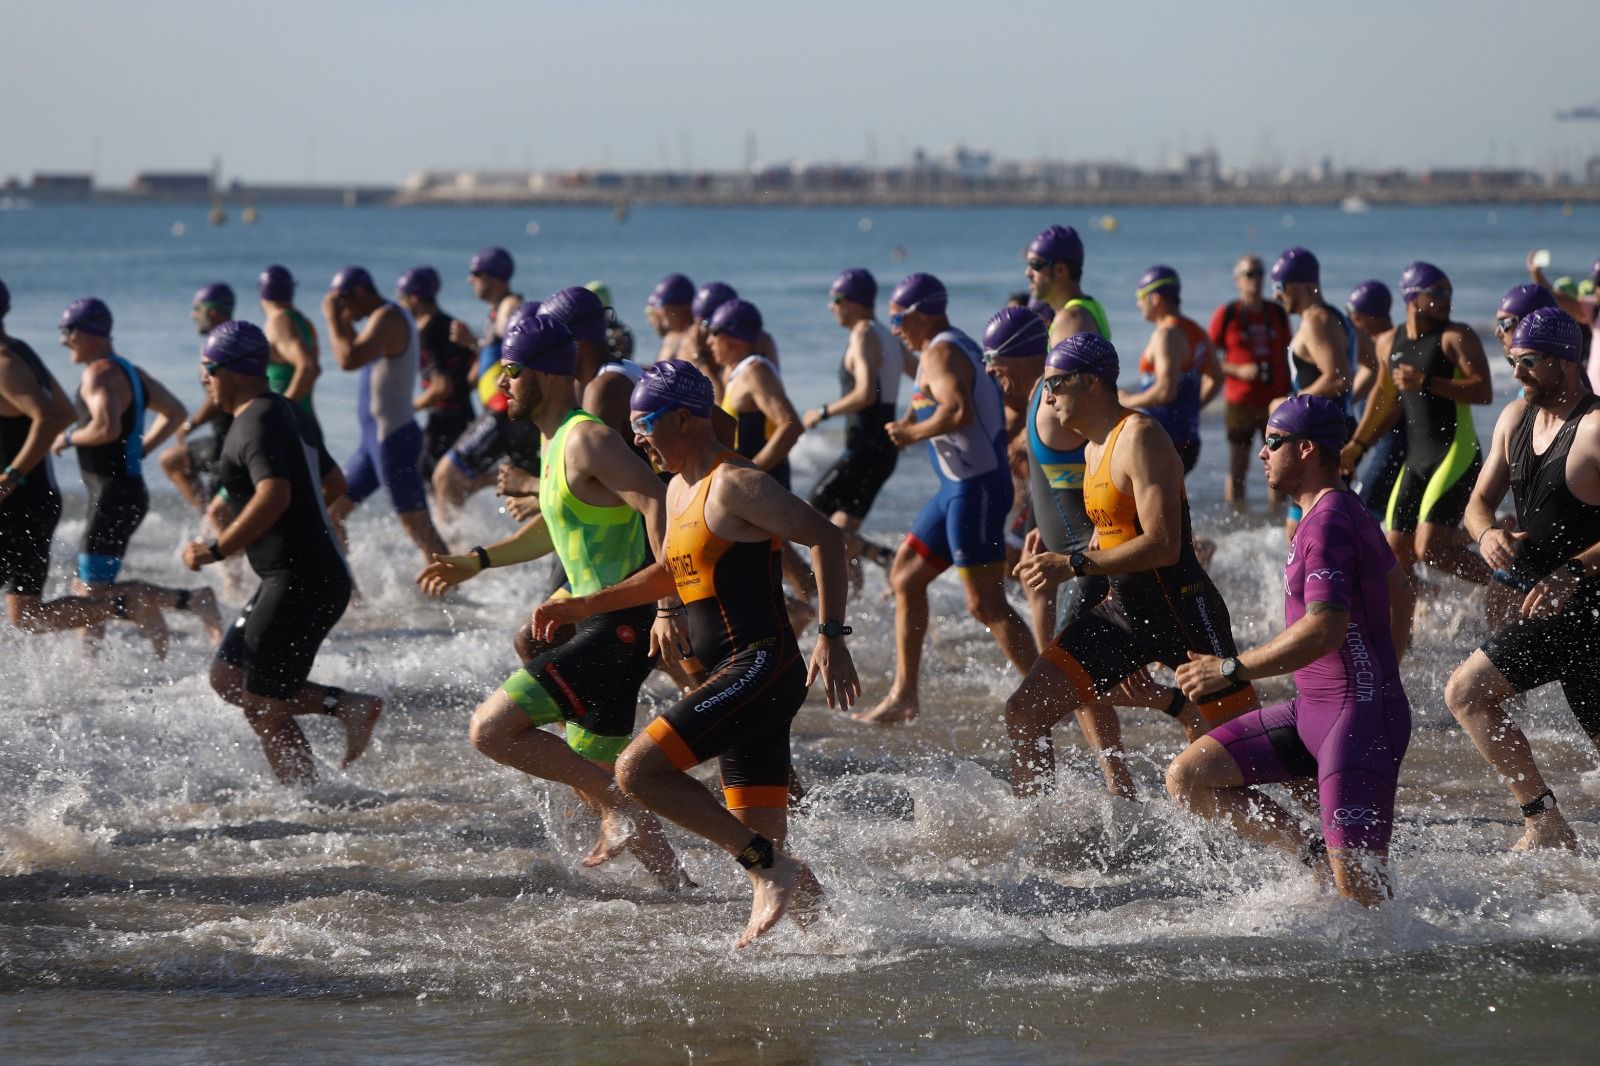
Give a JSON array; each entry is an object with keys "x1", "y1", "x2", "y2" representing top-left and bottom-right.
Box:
[{"x1": 1209, "y1": 300, "x2": 1292, "y2": 406}]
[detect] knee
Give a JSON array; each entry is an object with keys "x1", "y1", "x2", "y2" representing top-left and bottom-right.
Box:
[
  {"x1": 889, "y1": 557, "x2": 922, "y2": 597},
  {"x1": 160, "y1": 449, "x2": 186, "y2": 476},
  {"x1": 468, "y1": 703, "x2": 513, "y2": 756},
  {"x1": 612, "y1": 745, "x2": 648, "y2": 800},
  {"x1": 1443, "y1": 663, "x2": 1487, "y2": 721},
  {"x1": 1164, "y1": 755, "x2": 1198, "y2": 807},
  {"x1": 967, "y1": 592, "x2": 1008, "y2": 627}
]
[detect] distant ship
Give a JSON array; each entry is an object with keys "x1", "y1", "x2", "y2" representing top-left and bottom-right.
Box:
[{"x1": 1340, "y1": 195, "x2": 1372, "y2": 214}]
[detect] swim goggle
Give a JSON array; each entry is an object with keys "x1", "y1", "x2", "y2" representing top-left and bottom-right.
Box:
[
  {"x1": 889, "y1": 298, "x2": 939, "y2": 328},
  {"x1": 631, "y1": 405, "x2": 683, "y2": 436},
  {"x1": 1495, "y1": 315, "x2": 1520, "y2": 335},
  {"x1": 1505, "y1": 351, "x2": 1553, "y2": 372}
]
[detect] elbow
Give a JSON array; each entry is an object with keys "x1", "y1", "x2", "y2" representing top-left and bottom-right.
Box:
[{"x1": 1152, "y1": 533, "x2": 1182, "y2": 569}]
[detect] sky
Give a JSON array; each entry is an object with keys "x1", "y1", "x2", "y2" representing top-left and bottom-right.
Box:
[{"x1": 5, "y1": 0, "x2": 1598, "y2": 186}]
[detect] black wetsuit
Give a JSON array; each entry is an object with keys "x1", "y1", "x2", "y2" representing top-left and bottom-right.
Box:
[
  {"x1": 809, "y1": 346, "x2": 900, "y2": 520},
  {"x1": 213, "y1": 393, "x2": 351, "y2": 700},
  {"x1": 418, "y1": 312, "x2": 477, "y2": 476},
  {"x1": 0, "y1": 337, "x2": 64, "y2": 597},
  {"x1": 75, "y1": 356, "x2": 149, "y2": 584},
  {"x1": 1386, "y1": 324, "x2": 1481, "y2": 533},
  {"x1": 1483, "y1": 396, "x2": 1600, "y2": 734}
]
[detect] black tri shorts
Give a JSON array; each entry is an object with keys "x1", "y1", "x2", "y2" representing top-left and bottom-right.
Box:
[
  {"x1": 216, "y1": 565, "x2": 352, "y2": 700},
  {"x1": 1482, "y1": 583, "x2": 1600, "y2": 736},
  {"x1": 809, "y1": 444, "x2": 899, "y2": 520}
]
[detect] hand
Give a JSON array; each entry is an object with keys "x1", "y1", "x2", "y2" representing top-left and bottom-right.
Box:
[
  {"x1": 449, "y1": 318, "x2": 479, "y2": 351},
  {"x1": 884, "y1": 420, "x2": 913, "y2": 448},
  {"x1": 497, "y1": 465, "x2": 538, "y2": 498},
  {"x1": 1390, "y1": 364, "x2": 1426, "y2": 392},
  {"x1": 531, "y1": 595, "x2": 590, "y2": 642},
  {"x1": 416, "y1": 552, "x2": 481, "y2": 597},
  {"x1": 1522, "y1": 568, "x2": 1578, "y2": 620},
  {"x1": 1240, "y1": 362, "x2": 1261, "y2": 382},
  {"x1": 326, "y1": 494, "x2": 354, "y2": 523},
  {"x1": 51, "y1": 431, "x2": 72, "y2": 455},
  {"x1": 507, "y1": 495, "x2": 539, "y2": 521},
  {"x1": 1478, "y1": 525, "x2": 1527, "y2": 572},
  {"x1": 806, "y1": 635, "x2": 861, "y2": 711},
  {"x1": 181, "y1": 539, "x2": 214, "y2": 572},
  {"x1": 649, "y1": 611, "x2": 693, "y2": 665},
  {"x1": 1175, "y1": 651, "x2": 1228, "y2": 702},
  {"x1": 801, "y1": 407, "x2": 824, "y2": 431},
  {"x1": 1338, "y1": 440, "x2": 1364, "y2": 478},
  {"x1": 175, "y1": 421, "x2": 192, "y2": 444},
  {"x1": 1111, "y1": 667, "x2": 1167, "y2": 709},
  {"x1": 0, "y1": 475, "x2": 17, "y2": 506},
  {"x1": 1021, "y1": 527, "x2": 1044, "y2": 560},
  {"x1": 1526, "y1": 249, "x2": 1544, "y2": 280},
  {"x1": 1013, "y1": 550, "x2": 1074, "y2": 591}
]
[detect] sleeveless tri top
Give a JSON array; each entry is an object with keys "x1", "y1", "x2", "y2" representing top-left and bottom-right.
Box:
[
  {"x1": 1062, "y1": 296, "x2": 1112, "y2": 340},
  {"x1": 358, "y1": 303, "x2": 420, "y2": 439},
  {"x1": 1292, "y1": 306, "x2": 1359, "y2": 414},
  {"x1": 77, "y1": 354, "x2": 146, "y2": 480},
  {"x1": 539, "y1": 409, "x2": 648, "y2": 597},
  {"x1": 0, "y1": 337, "x2": 61, "y2": 497},
  {"x1": 721, "y1": 354, "x2": 790, "y2": 487},
  {"x1": 839, "y1": 320, "x2": 901, "y2": 453},
  {"x1": 1389, "y1": 322, "x2": 1477, "y2": 472},
  {"x1": 906, "y1": 327, "x2": 1006, "y2": 483},
  {"x1": 1026, "y1": 379, "x2": 1091, "y2": 554},
  {"x1": 1508, "y1": 395, "x2": 1600, "y2": 585},
  {"x1": 1136, "y1": 315, "x2": 1211, "y2": 446}
]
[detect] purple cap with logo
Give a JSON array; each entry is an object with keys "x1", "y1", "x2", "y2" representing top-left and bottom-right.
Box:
[
  {"x1": 503, "y1": 312, "x2": 577, "y2": 375},
  {"x1": 203, "y1": 320, "x2": 270, "y2": 377},
  {"x1": 1136, "y1": 264, "x2": 1180, "y2": 302},
  {"x1": 1346, "y1": 280, "x2": 1392, "y2": 319},
  {"x1": 692, "y1": 282, "x2": 738, "y2": 323},
  {"x1": 709, "y1": 298, "x2": 763, "y2": 344},
  {"x1": 830, "y1": 268, "x2": 878, "y2": 307},
  {"x1": 502, "y1": 300, "x2": 542, "y2": 336},
  {"x1": 194, "y1": 282, "x2": 235, "y2": 310},
  {"x1": 397, "y1": 266, "x2": 441, "y2": 299},
  {"x1": 1399, "y1": 261, "x2": 1449, "y2": 303},
  {"x1": 1511, "y1": 306, "x2": 1584, "y2": 362},
  {"x1": 632, "y1": 358, "x2": 714, "y2": 418},
  {"x1": 1498, "y1": 283, "x2": 1557, "y2": 319},
  {"x1": 1271, "y1": 247, "x2": 1320, "y2": 287},
  {"x1": 1267, "y1": 393, "x2": 1349, "y2": 451},
  {"x1": 258, "y1": 264, "x2": 295, "y2": 303},
  {"x1": 1027, "y1": 225, "x2": 1085, "y2": 273},
  {"x1": 541, "y1": 286, "x2": 610, "y2": 345},
  {"x1": 330, "y1": 266, "x2": 375, "y2": 294},
  {"x1": 471, "y1": 246, "x2": 514, "y2": 281},
  {"x1": 890, "y1": 273, "x2": 948, "y2": 315},
  {"x1": 649, "y1": 274, "x2": 695, "y2": 308},
  {"x1": 1046, "y1": 332, "x2": 1119, "y2": 381},
  {"x1": 61, "y1": 297, "x2": 112, "y2": 337},
  {"x1": 983, "y1": 306, "x2": 1050, "y2": 360}
]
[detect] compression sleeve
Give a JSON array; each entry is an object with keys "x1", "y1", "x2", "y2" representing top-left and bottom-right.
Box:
[{"x1": 1296, "y1": 507, "x2": 1357, "y2": 609}]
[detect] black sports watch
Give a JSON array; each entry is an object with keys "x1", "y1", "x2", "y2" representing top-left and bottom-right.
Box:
[
  {"x1": 818, "y1": 620, "x2": 853, "y2": 638},
  {"x1": 205, "y1": 538, "x2": 225, "y2": 561},
  {"x1": 1564, "y1": 558, "x2": 1588, "y2": 581},
  {"x1": 1068, "y1": 551, "x2": 1092, "y2": 576},
  {"x1": 1220, "y1": 657, "x2": 1242, "y2": 682}
]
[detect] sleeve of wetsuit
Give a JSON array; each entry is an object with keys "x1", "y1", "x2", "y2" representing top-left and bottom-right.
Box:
[
  {"x1": 241, "y1": 406, "x2": 296, "y2": 486},
  {"x1": 1297, "y1": 509, "x2": 1356, "y2": 609}
]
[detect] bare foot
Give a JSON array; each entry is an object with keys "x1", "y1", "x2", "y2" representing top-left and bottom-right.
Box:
[
  {"x1": 1512, "y1": 811, "x2": 1579, "y2": 852},
  {"x1": 738, "y1": 853, "x2": 814, "y2": 948},
  {"x1": 336, "y1": 694, "x2": 384, "y2": 767},
  {"x1": 581, "y1": 805, "x2": 634, "y2": 869},
  {"x1": 188, "y1": 587, "x2": 225, "y2": 645},
  {"x1": 127, "y1": 595, "x2": 170, "y2": 661},
  {"x1": 852, "y1": 692, "x2": 919, "y2": 725}
]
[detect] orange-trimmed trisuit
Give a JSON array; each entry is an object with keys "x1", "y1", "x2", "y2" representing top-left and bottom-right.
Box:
[
  {"x1": 1044, "y1": 412, "x2": 1258, "y2": 723},
  {"x1": 645, "y1": 453, "x2": 808, "y2": 811}
]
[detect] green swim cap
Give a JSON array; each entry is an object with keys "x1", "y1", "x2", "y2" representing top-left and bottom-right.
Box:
[
  {"x1": 1553, "y1": 275, "x2": 1579, "y2": 298},
  {"x1": 584, "y1": 280, "x2": 613, "y2": 308},
  {"x1": 1580, "y1": 278, "x2": 1596, "y2": 298}
]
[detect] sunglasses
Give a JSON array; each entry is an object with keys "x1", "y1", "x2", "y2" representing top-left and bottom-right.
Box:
[
  {"x1": 1041, "y1": 373, "x2": 1085, "y2": 395},
  {"x1": 1026, "y1": 257, "x2": 1051, "y2": 271},
  {"x1": 1263, "y1": 433, "x2": 1302, "y2": 452},
  {"x1": 1239, "y1": 269, "x2": 1264, "y2": 279},
  {"x1": 499, "y1": 361, "x2": 524, "y2": 379},
  {"x1": 200, "y1": 360, "x2": 221, "y2": 376},
  {"x1": 1495, "y1": 315, "x2": 1519, "y2": 335},
  {"x1": 1422, "y1": 285, "x2": 1452, "y2": 301},
  {"x1": 829, "y1": 293, "x2": 847, "y2": 305},
  {"x1": 1506, "y1": 352, "x2": 1551, "y2": 371},
  {"x1": 630, "y1": 406, "x2": 675, "y2": 436}
]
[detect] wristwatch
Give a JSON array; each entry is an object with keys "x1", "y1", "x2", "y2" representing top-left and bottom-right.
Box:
[
  {"x1": 818, "y1": 620, "x2": 853, "y2": 638},
  {"x1": 1220, "y1": 657, "x2": 1242, "y2": 682},
  {"x1": 205, "y1": 538, "x2": 225, "y2": 561},
  {"x1": 1068, "y1": 551, "x2": 1092, "y2": 576},
  {"x1": 1564, "y1": 558, "x2": 1588, "y2": 581}
]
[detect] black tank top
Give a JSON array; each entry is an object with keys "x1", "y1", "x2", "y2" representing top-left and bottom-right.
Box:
[
  {"x1": 419, "y1": 312, "x2": 476, "y2": 416},
  {"x1": 0, "y1": 337, "x2": 59, "y2": 501},
  {"x1": 1390, "y1": 324, "x2": 1463, "y2": 470},
  {"x1": 1510, "y1": 395, "x2": 1600, "y2": 583},
  {"x1": 77, "y1": 357, "x2": 144, "y2": 481},
  {"x1": 838, "y1": 359, "x2": 894, "y2": 453}
]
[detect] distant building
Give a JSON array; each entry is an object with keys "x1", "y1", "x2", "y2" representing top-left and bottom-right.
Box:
[
  {"x1": 30, "y1": 173, "x2": 93, "y2": 199},
  {"x1": 130, "y1": 171, "x2": 213, "y2": 198}
]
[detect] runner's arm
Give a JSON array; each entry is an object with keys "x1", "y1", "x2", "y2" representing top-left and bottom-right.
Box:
[
  {"x1": 582, "y1": 425, "x2": 670, "y2": 558},
  {"x1": 808, "y1": 326, "x2": 878, "y2": 425},
  {"x1": 60, "y1": 367, "x2": 125, "y2": 447},
  {"x1": 1431, "y1": 327, "x2": 1494, "y2": 405},
  {"x1": 1196, "y1": 339, "x2": 1224, "y2": 407},
  {"x1": 139, "y1": 370, "x2": 188, "y2": 454},
  {"x1": 1119, "y1": 328, "x2": 1186, "y2": 409},
  {"x1": 891, "y1": 342, "x2": 970, "y2": 443},
  {"x1": 1464, "y1": 400, "x2": 1521, "y2": 567},
  {"x1": 275, "y1": 317, "x2": 320, "y2": 402},
  {"x1": 1215, "y1": 602, "x2": 1350, "y2": 683},
  {"x1": 1296, "y1": 310, "x2": 1351, "y2": 400},
  {"x1": 325, "y1": 298, "x2": 399, "y2": 370},
  {"x1": 743, "y1": 364, "x2": 803, "y2": 472},
  {"x1": 213, "y1": 476, "x2": 290, "y2": 558}
]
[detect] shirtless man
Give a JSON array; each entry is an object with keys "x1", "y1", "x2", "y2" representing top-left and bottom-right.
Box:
[{"x1": 647, "y1": 273, "x2": 697, "y2": 363}]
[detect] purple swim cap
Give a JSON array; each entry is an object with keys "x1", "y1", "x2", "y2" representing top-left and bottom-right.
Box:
[
  {"x1": 649, "y1": 273, "x2": 695, "y2": 308},
  {"x1": 692, "y1": 282, "x2": 738, "y2": 323},
  {"x1": 0, "y1": 277, "x2": 10, "y2": 319},
  {"x1": 258, "y1": 264, "x2": 295, "y2": 303},
  {"x1": 890, "y1": 273, "x2": 948, "y2": 315},
  {"x1": 1346, "y1": 280, "x2": 1392, "y2": 319},
  {"x1": 1046, "y1": 332, "x2": 1119, "y2": 381},
  {"x1": 1271, "y1": 247, "x2": 1320, "y2": 287},
  {"x1": 1136, "y1": 264, "x2": 1180, "y2": 301},
  {"x1": 193, "y1": 282, "x2": 235, "y2": 310},
  {"x1": 1266, "y1": 394, "x2": 1348, "y2": 451},
  {"x1": 1511, "y1": 306, "x2": 1584, "y2": 362},
  {"x1": 203, "y1": 320, "x2": 270, "y2": 377},
  {"x1": 983, "y1": 306, "x2": 1050, "y2": 360},
  {"x1": 502, "y1": 312, "x2": 577, "y2": 375},
  {"x1": 632, "y1": 358, "x2": 714, "y2": 418},
  {"x1": 541, "y1": 286, "x2": 610, "y2": 345},
  {"x1": 1591, "y1": 257, "x2": 1600, "y2": 282},
  {"x1": 502, "y1": 300, "x2": 543, "y2": 336},
  {"x1": 1399, "y1": 261, "x2": 1449, "y2": 303},
  {"x1": 709, "y1": 298, "x2": 763, "y2": 344},
  {"x1": 830, "y1": 268, "x2": 878, "y2": 307},
  {"x1": 471, "y1": 246, "x2": 514, "y2": 281},
  {"x1": 397, "y1": 266, "x2": 441, "y2": 300},
  {"x1": 61, "y1": 297, "x2": 112, "y2": 337},
  {"x1": 1027, "y1": 225, "x2": 1085, "y2": 273},
  {"x1": 1027, "y1": 298, "x2": 1055, "y2": 324},
  {"x1": 330, "y1": 266, "x2": 375, "y2": 294},
  {"x1": 1498, "y1": 283, "x2": 1556, "y2": 319}
]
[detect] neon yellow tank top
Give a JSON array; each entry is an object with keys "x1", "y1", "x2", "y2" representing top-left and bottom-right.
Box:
[{"x1": 540, "y1": 409, "x2": 647, "y2": 597}]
